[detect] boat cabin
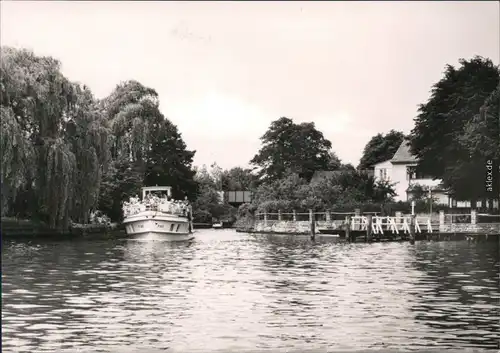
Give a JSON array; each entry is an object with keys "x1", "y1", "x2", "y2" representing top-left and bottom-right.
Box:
[{"x1": 141, "y1": 186, "x2": 172, "y2": 200}]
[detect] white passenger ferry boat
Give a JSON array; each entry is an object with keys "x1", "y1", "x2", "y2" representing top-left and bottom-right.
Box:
[{"x1": 122, "y1": 186, "x2": 194, "y2": 241}]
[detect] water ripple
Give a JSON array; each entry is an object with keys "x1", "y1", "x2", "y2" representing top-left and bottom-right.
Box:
[{"x1": 2, "y1": 230, "x2": 499, "y2": 352}]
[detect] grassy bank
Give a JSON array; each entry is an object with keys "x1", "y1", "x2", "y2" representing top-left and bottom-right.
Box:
[{"x1": 1, "y1": 217, "x2": 125, "y2": 240}]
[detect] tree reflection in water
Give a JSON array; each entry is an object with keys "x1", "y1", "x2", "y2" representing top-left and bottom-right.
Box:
[{"x1": 409, "y1": 241, "x2": 499, "y2": 349}]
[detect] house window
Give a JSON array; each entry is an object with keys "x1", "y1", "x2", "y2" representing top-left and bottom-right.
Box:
[
  {"x1": 407, "y1": 166, "x2": 416, "y2": 180},
  {"x1": 379, "y1": 168, "x2": 387, "y2": 180},
  {"x1": 456, "y1": 201, "x2": 471, "y2": 208},
  {"x1": 407, "y1": 166, "x2": 431, "y2": 180}
]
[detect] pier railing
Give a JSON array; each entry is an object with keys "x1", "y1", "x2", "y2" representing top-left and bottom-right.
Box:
[
  {"x1": 253, "y1": 209, "x2": 500, "y2": 235},
  {"x1": 254, "y1": 211, "x2": 379, "y2": 222},
  {"x1": 477, "y1": 213, "x2": 500, "y2": 224}
]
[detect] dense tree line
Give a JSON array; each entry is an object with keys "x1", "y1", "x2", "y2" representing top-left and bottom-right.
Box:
[
  {"x1": 0, "y1": 47, "x2": 198, "y2": 229},
  {"x1": 243, "y1": 55, "x2": 499, "y2": 216},
  {"x1": 409, "y1": 56, "x2": 499, "y2": 206},
  {"x1": 246, "y1": 116, "x2": 399, "y2": 215},
  {"x1": 2, "y1": 48, "x2": 495, "y2": 230},
  {"x1": 358, "y1": 130, "x2": 405, "y2": 170}
]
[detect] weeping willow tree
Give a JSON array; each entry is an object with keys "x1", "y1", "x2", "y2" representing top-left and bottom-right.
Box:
[
  {"x1": 104, "y1": 80, "x2": 159, "y2": 163},
  {"x1": 97, "y1": 81, "x2": 165, "y2": 220},
  {"x1": 97, "y1": 80, "x2": 199, "y2": 220},
  {"x1": 40, "y1": 138, "x2": 76, "y2": 228},
  {"x1": 1, "y1": 46, "x2": 111, "y2": 229},
  {"x1": 2, "y1": 47, "x2": 198, "y2": 227},
  {"x1": 1, "y1": 46, "x2": 76, "y2": 228},
  {"x1": 64, "y1": 84, "x2": 111, "y2": 224},
  {"x1": 0, "y1": 106, "x2": 34, "y2": 216}
]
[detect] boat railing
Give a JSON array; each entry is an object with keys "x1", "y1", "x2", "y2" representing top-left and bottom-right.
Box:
[{"x1": 123, "y1": 199, "x2": 189, "y2": 217}]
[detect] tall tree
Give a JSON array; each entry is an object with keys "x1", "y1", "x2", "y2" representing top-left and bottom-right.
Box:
[
  {"x1": 104, "y1": 80, "x2": 160, "y2": 165},
  {"x1": 144, "y1": 118, "x2": 197, "y2": 200},
  {"x1": 0, "y1": 105, "x2": 34, "y2": 216},
  {"x1": 96, "y1": 80, "x2": 161, "y2": 222},
  {"x1": 99, "y1": 80, "x2": 197, "y2": 217},
  {"x1": 1, "y1": 47, "x2": 76, "y2": 228},
  {"x1": 460, "y1": 84, "x2": 500, "y2": 204},
  {"x1": 409, "y1": 56, "x2": 499, "y2": 201},
  {"x1": 191, "y1": 165, "x2": 236, "y2": 223},
  {"x1": 250, "y1": 117, "x2": 332, "y2": 182},
  {"x1": 326, "y1": 151, "x2": 342, "y2": 170},
  {"x1": 251, "y1": 173, "x2": 313, "y2": 212},
  {"x1": 97, "y1": 156, "x2": 144, "y2": 221},
  {"x1": 358, "y1": 130, "x2": 405, "y2": 170},
  {"x1": 0, "y1": 47, "x2": 110, "y2": 228},
  {"x1": 221, "y1": 167, "x2": 259, "y2": 191},
  {"x1": 1, "y1": 46, "x2": 199, "y2": 226},
  {"x1": 64, "y1": 84, "x2": 111, "y2": 223},
  {"x1": 461, "y1": 85, "x2": 499, "y2": 163}
]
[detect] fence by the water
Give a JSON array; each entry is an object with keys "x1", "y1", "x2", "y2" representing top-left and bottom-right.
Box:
[{"x1": 250, "y1": 209, "x2": 500, "y2": 242}]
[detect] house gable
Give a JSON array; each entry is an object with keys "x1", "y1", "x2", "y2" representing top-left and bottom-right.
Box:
[
  {"x1": 373, "y1": 159, "x2": 393, "y2": 169},
  {"x1": 390, "y1": 139, "x2": 417, "y2": 164}
]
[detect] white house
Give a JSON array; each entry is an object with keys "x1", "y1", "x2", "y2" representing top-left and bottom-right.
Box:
[{"x1": 373, "y1": 140, "x2": 449, "y2": 205}]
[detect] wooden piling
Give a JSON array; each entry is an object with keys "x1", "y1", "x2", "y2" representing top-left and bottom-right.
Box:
[
  {"x1": 409, "y1": 214, "x2": 416, "y2": 244},
  {"x1": 188, "y1": 206, "x2": 194, "y2": 233},
  {"x1": 345, "y1": 216, "x2": 351, "y2": 242},
  {"x1": 354, "y1": 208, "x2": 361, "y2": 231},
  {"x1": 309, "y1": 209, "x2": 315, "y2": 239},
  {"x1": 439, "y1": 210, "x2": 445, "y2": 231},
  {"x1": 292, "y1": 210, "x2": 297, "y2": 221},
  {"x1": 278, "y1": 209, "x2": 282, "y2": 221},
  {"x1": 366, "y1": 214, "x2": 373, "y2": 242}
]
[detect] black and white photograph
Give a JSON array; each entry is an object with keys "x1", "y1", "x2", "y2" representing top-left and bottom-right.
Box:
[{"x1": 1, "y1": 1, "x2": 499, "y2": 352}]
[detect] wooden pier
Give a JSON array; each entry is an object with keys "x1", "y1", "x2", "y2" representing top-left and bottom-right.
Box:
[{"x1": 249, "y1": 210, "x2": 500, "y2": 243}]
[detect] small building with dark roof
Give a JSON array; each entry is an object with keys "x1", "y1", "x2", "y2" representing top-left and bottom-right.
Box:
[{"x1": 373, "y1": 139, "x2": 449, "y2": 204}]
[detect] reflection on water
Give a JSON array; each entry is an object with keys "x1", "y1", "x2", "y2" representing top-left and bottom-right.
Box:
[
  {"x1": 409, "y1": 242, "x2": 500, "y2": 349},
  {"x1": 2, "y1": 230, "x2": 499, "y2": 352}
]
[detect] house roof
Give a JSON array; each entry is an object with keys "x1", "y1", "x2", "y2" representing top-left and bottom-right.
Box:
[
  {"x1": 373, "y1": 159, "x2": 393, "y2": 167},
  {"x1": 391, "y1": 139, "x2": 418, "y2": 164}
]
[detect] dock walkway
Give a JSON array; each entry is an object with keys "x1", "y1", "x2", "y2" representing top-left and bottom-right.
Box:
[{"x1": 250, "y1": 210, "x2": 500, "y2": 242}]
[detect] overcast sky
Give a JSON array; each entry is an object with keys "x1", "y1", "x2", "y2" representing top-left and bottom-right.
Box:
[{"x1": 1, "y1": 1, "x2": 499, "y2": 169}]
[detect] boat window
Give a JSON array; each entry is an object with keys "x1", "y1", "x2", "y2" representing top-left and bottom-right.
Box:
[
  {"x1": 176, "y1": 224, "x2": 180, "y2": 232},
  {"x1": 170, "y1": 224, "x2": 175, "y2": 232}
]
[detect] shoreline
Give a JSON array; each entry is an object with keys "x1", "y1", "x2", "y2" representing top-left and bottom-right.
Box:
[
  {"x1": 3, "y1": 217, "x2": 499, "y2": 242},
  {"x1": 1, "y1": 217, "x2": 125, "y2": 240},
  {"x1": 236, "y1": 225, "x2": 500, "y2": 242},
  {"x1": 236, "y1": 228, "x2": 499, "y2": 243},
  {"x1": 1, "y1": 217, "x2": 221, "y2": 239}
]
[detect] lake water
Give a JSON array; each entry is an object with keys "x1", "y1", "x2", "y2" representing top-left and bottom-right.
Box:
[{"x1": 2, "y1": 229, "x2": 499, "y2": 352}]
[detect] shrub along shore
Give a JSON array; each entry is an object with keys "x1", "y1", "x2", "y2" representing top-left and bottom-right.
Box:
[{"x1": 1, "y1": 217, "x2": 124, "y2": 239}]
